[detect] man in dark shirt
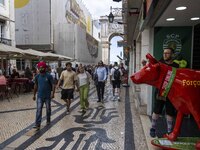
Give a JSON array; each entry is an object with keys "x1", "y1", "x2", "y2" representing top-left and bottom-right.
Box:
[
  {"x1": 11, "y1": 69, "x2": 20, "y2": 78},
  {"x1": 24, "y1": 66, "x2": 33, "y2": 79},
  {"x1": 150, "y1": 48, "x2": 179, "y2": 137},
  {"x1": 33, "y1": 61, "x2": 55, "y2": 130}
]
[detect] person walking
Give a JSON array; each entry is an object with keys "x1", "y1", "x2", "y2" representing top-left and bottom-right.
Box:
[
  {"x1": 76, "y1": 66, "x2": 91, "y2": 112},
  {"x1": 56, "y1": 62, "x2": 63, "y2": 78},
  {"x1": 94, "y1": 61, "x2": 107, "y2": 102},
  {"x1": 110, "y1": 62, "x2": 123, "y2": 101},
  {"x1": 33, "y1": 61, "x2": 55, "y2": 130},
  {"x1": 24, "y1": 66, "x2": 33, "y2": 92},
  {"x1": 149, "y1": 48, "x2": 179, "y2": 137},
  {"x1": 56, "y1": 62, "x2": 77, "y2": 114},
  {"x1": 7, "y1": 63, "x2": 13, "y2": 76}
]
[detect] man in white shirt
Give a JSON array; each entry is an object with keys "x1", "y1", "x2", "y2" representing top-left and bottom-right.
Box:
[
  {"x1": 94, "y1": 61, "x2": 107, "y2": 102},
  {"x1": 110, "y1": 62, "x2": 123, "y2": 101}
]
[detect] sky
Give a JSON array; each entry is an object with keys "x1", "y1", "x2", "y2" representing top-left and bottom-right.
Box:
[
  {"x1": 82, "y1": 0, "x2": 123, "y2": 64},
  {"x1": 82, "y1": 0, "x2": 122, "y2": 19}
]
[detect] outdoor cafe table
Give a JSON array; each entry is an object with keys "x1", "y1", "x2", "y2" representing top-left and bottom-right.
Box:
[
  {"x1": 9, "y1": 78, "x2": 29, "y2": 94},
  {"x1": 0, "y1": 77, "x2": 10, "y2": 99},
  {"x1": 12, "y1": 78, "x2": 29, "y2": 83}
]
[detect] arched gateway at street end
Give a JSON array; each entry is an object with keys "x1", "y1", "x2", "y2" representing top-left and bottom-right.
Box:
[{"x1": 99, "y1": 8, "x2": 124, "y2": 64}]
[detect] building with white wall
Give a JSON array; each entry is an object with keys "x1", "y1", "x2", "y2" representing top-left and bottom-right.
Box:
[
  {"x1": 15, "y1": 0, "x2": 101, "y2": 65},
  {"x1": 0, "y1": 0, "x2": 16, "y2": 72},
  {"x1": 0, "y1": 0, "x2": 15, "y2": 46}
]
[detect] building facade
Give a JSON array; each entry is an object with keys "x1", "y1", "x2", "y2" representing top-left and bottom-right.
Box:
[
  {"x1": 0, "y1": 0, "x2": 15, "y2": 46},
  {"x1": 0, "y1": 0, "x2": 16, "y2": 71},
  {"x1": 15, "y1": 0, "x2": 100, "y2": 65},
  {"x1": 127, "y1": 0, "x2": 200, "y2": 115}
]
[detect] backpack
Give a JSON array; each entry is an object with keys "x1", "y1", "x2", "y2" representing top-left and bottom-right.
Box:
[{"x1": 114, "y1": 68, "x2": 120, "y2": 80}]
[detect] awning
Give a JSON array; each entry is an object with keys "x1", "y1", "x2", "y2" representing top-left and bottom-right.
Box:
[
  {"x1": 46, "y1": 52, "x2": 73, "y2": 61},
  {"x1": 0, "y1": 43, "x2": 25, "y2": 58},
  {"x1": 23, "y1": 49, "x2": 73, "y2": 61},
  {"x1": 0, "y1": 15, "x2": 11, "y2": 22},
  {"x1": 0, "y1": 44, "x2": 73, "y2": 61}
]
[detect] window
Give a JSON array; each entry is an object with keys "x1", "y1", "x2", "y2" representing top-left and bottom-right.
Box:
[
  {"x1": 0, "y1": 0, "x2": 4, "y2": 5},
  {"x1": 0, "y1": 24, "x2": 3, "y2": 38},
  {"x1": 0, "y1": 23, "x2": 4, "y2": 38},
  {"x1": 16, "y1": 59, "x2": 25, "y2": 70}
]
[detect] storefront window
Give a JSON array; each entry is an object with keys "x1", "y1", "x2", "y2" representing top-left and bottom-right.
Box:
[
  {"x1": 0, "y1": 0, "x2": 4, "y2": 5},
  {"x1": 0, "y1": 23, "x2": 3, "y2": 38},
  {"x1": 0, "y1": 24, "x2": 2, "y2": 38},
  {"x1": 16, "y1": 59, "x2": 25, "y2": 71}
]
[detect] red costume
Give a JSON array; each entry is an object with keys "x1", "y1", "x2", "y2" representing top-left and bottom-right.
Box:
[{"x1": 131, "y1": 53, "x2": 200, "y2": 149}]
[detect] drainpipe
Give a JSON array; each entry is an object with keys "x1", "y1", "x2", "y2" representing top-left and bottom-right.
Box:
[{"x1": 134, "y1": 40, "x2": 136, "y2": 73}]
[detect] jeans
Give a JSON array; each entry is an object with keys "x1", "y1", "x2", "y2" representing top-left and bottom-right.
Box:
[
  {"x1": 96, "y1": 81, "x2": 105, "y2": 101},
  {"x1": 35, "y1": 97, "x2": 51, "y2": 126}
]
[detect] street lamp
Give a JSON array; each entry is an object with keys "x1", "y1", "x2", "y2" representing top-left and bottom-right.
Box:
[
  {"x1": 107, "y1": 7, "x2": 139, "y2": 23},
  {"x1": 108, "y1": 12, "x2": 114, "y2": 23},
  {"x1": 108, "y1": 6, "x2": 114, "y2": 23}
]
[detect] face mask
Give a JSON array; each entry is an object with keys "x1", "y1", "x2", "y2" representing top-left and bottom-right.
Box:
[{"x1": 39, "y1": 67, "x2": 46, "y2": 73}]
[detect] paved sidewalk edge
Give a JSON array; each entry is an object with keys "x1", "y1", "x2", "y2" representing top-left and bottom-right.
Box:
[{"x1": 140, "y1": 115, "x2": 161, "y2": 150}]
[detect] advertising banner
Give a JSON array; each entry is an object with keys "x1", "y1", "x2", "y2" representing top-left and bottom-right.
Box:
[
  {"x1": 65, "y1": 0, "x2": 92, "y2": 35},
  {"x1": 154, "y1": 27, "x2": 192, "y2": 66}
]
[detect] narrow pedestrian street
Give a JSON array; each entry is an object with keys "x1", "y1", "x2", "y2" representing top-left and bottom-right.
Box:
[{"x1": 0, "y1": 83, "x2": 148, "y2": 150}]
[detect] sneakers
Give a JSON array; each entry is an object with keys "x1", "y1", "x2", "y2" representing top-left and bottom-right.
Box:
[
  {"x1": 117, "y1": 96, "x2": 120, "y2": 101},
  {"x1": 150, "y1": 128, "x2": 156, "y2": 137},
  {"x1": 81, "y1": 109, "x2": 86, "y2": 113},
  {"x1": 66, "y1": 110, "x2": 70, "y2": 115},
  {"x1": 33, "y1": 125, "x2": 40, "y2": 130}
]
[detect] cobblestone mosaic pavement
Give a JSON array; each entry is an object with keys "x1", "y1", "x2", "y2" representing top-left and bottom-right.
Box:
[{"x1": 0, "y1": 83, "x2": 147, "y2": 150}]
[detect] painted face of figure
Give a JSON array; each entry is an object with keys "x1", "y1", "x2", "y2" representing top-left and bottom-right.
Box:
[{"x1": 163, "y1": 49, "x2": 173, "y2": 61}]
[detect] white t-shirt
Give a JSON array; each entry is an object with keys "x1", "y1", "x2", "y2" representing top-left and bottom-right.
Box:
[{"x1": 77, "y1": 72, "x2": 88, "y2": 87}]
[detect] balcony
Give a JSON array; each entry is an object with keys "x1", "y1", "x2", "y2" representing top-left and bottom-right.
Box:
[{"x1": 0, "y1": 37, "x2": 11, "y2": 46}]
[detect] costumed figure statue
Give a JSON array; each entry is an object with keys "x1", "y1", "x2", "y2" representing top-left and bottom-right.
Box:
[{"x1": 130, "y1": 53, "x2": 200, "y2": 149}]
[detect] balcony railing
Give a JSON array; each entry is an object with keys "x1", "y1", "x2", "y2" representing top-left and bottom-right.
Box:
[{"x1": 0, "y1": 37, "x2": 12, "y2": 46}]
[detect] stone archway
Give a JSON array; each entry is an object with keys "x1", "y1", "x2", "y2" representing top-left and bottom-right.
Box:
[{"x1": 99, "y1": 10, "x2": 124, "y2": 64}]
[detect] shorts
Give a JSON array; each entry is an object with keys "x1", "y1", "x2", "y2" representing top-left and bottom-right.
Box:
[
  {"x1": 153, "y1": 98, "x2": 176, "y2": 116},
  {"x1": 61, "y1": 89, "x2": 74, "y2": 100},
  {"x1": 112, "y1": 80, "x2": 121, "y2": 89}
]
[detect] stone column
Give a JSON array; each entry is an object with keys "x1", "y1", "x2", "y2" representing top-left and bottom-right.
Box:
[{"x1": 101, "y1": 41, "x2": 110, "y2": 64}]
